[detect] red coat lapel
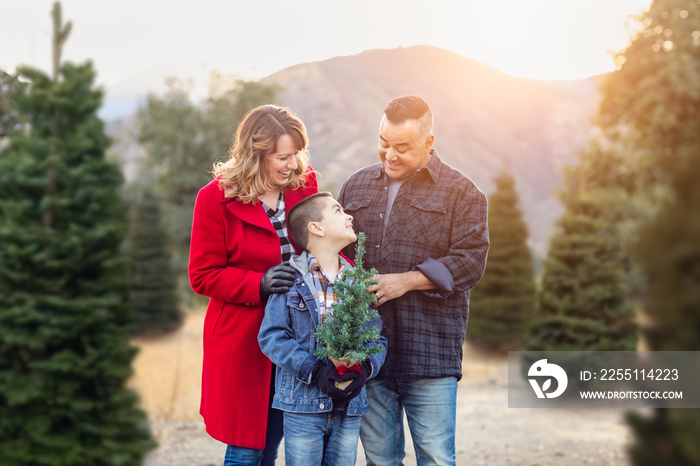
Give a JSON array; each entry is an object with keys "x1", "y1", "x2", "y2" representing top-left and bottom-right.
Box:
[{"x1": 222, "y1": 195, "x2": 274, "y2": 233}]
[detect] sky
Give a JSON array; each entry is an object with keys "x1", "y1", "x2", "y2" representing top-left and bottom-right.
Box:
[{"x1": 2, "y1": 0, "x2": 652, "y2": 98}]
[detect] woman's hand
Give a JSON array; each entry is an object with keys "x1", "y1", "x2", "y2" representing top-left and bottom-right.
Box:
[{"x1": 260, "y1": 262, "x2": 297, "y2": 300}]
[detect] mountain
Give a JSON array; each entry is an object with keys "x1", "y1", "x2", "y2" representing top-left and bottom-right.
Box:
[
  {"x1": 262, "y1": 45, "x2": 599, "y2": 262},
  {"x1": 103, "y1": 45, "x2": 599, "y2": 264}
]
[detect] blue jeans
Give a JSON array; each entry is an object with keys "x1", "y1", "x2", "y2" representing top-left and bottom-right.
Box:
[
  {"x1": 360, "y1": 377, "x2": 458, "y2": 466},
  {"x1": 223, "y1": 405, "x2": 283, "y2": 465},
  {"x1": 283, "y1": 409, "x2": 362, "y2": 466}
]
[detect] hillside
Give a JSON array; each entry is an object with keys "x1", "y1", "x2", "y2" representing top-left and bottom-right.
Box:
[{"x1": 262, "y1": 45, "x2": 599, "y2": 261}]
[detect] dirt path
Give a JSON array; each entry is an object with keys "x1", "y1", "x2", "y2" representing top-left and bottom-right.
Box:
[{"x1": 132, "y1": 310, "x2": 637, "y2": 465}]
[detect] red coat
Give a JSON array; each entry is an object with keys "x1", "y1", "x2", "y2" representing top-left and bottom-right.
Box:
[{"x1": 188, "y1": 168, "x2": 318, "y2": 448}]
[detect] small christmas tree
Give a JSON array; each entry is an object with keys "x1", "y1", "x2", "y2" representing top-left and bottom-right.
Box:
[{"x1": 314, "y1": 233, "x2": 382, "y2": 375}]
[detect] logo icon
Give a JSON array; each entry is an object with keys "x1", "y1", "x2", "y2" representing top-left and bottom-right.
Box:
[{"x1": 528, "y1": 359, "x2": 568, "y2": 399}]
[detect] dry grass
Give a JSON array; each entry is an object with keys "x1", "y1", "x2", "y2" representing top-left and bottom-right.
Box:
[{"x1": 129, "y1": 308, "x2": 206, "y2": 423}]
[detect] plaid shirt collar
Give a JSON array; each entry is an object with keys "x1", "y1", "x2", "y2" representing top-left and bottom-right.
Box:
[
  {"x1": 262, "y1": 192, "x2": 295, "y2": 262},
  {"x1": 307, "y1": 252, "x2": 345, "y2": 323},
  {"x1": 261, "y1": 192, "x2": 283, "y2": 215},
  {"x1": 371, "y1": 149, "x2": 441, "y2": 183}
]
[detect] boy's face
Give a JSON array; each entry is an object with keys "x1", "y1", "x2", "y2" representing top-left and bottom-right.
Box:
[{"x1": 314, "y1": 197, "x2": 357, "y2": 247}]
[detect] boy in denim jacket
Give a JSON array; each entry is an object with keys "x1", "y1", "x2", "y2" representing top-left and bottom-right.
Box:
[{"x1": 258, "y1": 192, "x2": 387, "y2": 466}]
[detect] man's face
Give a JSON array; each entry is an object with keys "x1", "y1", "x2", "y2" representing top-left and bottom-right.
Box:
[
  {"x1": 378, "y1": 116, "x2": 433, "y2": 182},
  {"x1": 314, "y1": 197, "x2": 357, "y2": 247}
]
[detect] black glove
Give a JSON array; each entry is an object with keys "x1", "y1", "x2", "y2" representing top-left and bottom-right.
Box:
[
  {"x1": 259, "y1": 262, "x2": 296, "y2": 301},
  {"x1": 311, "y1": 360, "x2": 352, "y2": 402},
  {"x1": 342, "y1": 361, "x2": 372, "y2": 401}
]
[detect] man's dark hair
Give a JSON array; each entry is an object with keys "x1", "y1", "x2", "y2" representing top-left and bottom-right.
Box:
[
  {"x1": 287, "y1": 192, "x2": 333, "y2": 250},
  {"x1": 384, "y1": 95, "x2": 431, "y2": 123},
  {"x1": 383, "y1": 95, "x2": 433, "y2": 138}
]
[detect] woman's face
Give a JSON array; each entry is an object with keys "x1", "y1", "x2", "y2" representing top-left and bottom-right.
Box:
[{"x1": 264, "y1": 134, "x2": 300, "y2": 189}]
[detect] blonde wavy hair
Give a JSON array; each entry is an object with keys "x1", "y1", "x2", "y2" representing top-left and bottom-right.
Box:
[{"x1": 214, "y1": 105, "x2": 309, "y2": 203}]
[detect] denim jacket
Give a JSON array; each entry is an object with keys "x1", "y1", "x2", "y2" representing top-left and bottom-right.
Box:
[{"x1": 258, "y1": 251, "x2": 387, "y2": 416}]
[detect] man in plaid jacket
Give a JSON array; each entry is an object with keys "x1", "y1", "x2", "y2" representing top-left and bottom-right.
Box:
[{"x1": 337, "y1": 95, "x2": 489, "y2": 466}]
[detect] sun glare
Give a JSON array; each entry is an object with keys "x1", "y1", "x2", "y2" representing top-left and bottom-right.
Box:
[{"x1": 438, "y1": 0, "x2": 651, "y2": 80}]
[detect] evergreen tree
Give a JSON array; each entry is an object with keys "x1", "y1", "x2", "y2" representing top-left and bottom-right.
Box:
[
  {"x1": 525, "y1": 192, "x2": 636, "y2": 352},
  {"x1": 125, "y1": 189, "x2": 181, "y2": 335},
  {"x1": 626, "y1": 135, "x2": 700, "y2": 465},
  {"x1": 561, "y1": 140, "x2": 658, "y2": 300},
  {"x1": 468, "y1": 170, "x2": 536, "y2": 351},
  {"x1": 1, "y1": 69, "x2": 26, "y2": 139},
  {"x1": 599, "y1": 0, "x2": 700, "y2": 160},
  {"x1": 601, "y1": 1, "x2": 700, "y2": 462},
  {"x1": 563, "y1": 0, "x2": 700, "y2": 302},
  {"x1": 315, "y1": 233, "x2": 382, "y2": 365},
  {"x1": 0, "y1": 3, "x2": 153, "y2": 464}
]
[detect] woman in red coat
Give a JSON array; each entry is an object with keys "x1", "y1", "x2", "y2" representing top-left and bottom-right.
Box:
[{"x1": 189, "y1": 105, "x2": 318, "y2": 465}]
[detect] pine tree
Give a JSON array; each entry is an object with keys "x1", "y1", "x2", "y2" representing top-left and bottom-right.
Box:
[
  {"x1": 0, "y1": 3, "x2": 153, "y2": 464},
  {"x1": 562, "y1": 140, "x2": 658, "y2": 300},
  {"x1": 468, "y1": 171, "x2": 536, "y2": 351},
  {"x1": 526, "y1": 193, "x2": 636, "y2": 352},
  {"x1": 1, "y1": 68, "x2": 26, "y2": 139},
  {"x1": 626, "y1": 136, "x2": 700, "y2": 466},
  {"x1": 125, "y1": 189, "x2": 181, "y2": 335},
  {"x1": 314, "y1": 233, "x2": 383, "y2": 366},
  {"x1": 586, "y1": 0, "x2": 700, "y2": 461}
]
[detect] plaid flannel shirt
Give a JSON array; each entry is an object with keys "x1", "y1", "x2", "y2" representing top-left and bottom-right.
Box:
[
  {"x1": 307, "y1": 253, "x2": 345, "y2": 323},
  {"x1": 337, "y1": 150, "x2": 489, "y2": 381},
  {"x1": 263, "y1": 193, "x2": 295, "y2": 262}
]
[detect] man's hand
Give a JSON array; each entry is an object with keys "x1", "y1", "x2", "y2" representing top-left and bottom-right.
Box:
[{"x1": 368, "y1": 271, "x2": 436, "y2": 306}]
